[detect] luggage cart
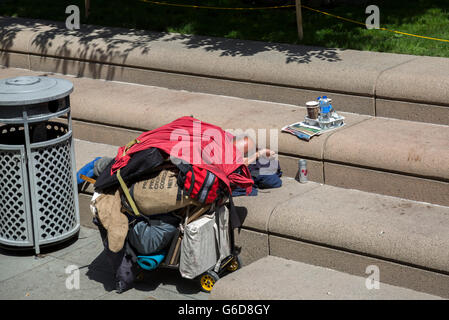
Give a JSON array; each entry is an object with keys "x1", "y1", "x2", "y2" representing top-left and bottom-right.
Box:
[
  {"x1": 133, "y1": 203, "x2": 243, "y2": 293},
  {"x1": 83, "y1": 174, "x2": 242, "y2": 293}
]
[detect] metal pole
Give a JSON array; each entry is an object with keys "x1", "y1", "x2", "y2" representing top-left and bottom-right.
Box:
[
  {"x1": 85, "y1": 0, "x2": 91, "y2": 18},
  {"x1": 23, "y1": 111, "x2": 40, "y2": 255},
  {"x1": 295, "y1": 0, "x2": 304, "y2": 41},
  {"x1": 68, "y1": 107, "x2": 81, "y2": 230}
]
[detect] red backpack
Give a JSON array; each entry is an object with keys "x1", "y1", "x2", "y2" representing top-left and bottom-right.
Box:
[{"x1": 175, "y1": 162, "x2": 222, "y2": 205}]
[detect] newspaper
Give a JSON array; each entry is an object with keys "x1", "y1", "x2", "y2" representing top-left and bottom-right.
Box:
[{"x1": 282, "y1": 120, "x2": 345, "y2": 141}]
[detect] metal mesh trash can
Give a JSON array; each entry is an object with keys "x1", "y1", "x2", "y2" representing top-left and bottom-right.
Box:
[{"x1": 0, "y1": 76, "x2": 80, "y2": 254}]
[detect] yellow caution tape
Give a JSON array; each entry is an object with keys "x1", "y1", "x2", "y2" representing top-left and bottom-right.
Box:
[{"x1": 138, "y1": 0, "x2": 449, "y2": 43}]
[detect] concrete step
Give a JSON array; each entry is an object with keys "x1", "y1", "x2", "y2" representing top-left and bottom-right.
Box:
[
  {"x1": 3, "y1": 66, "x2": 449, "y2": 207},
  {"x1": 74, "y1": 139, "x2": 449, "y2": 299},
  {"x1": 210, "y1": 256, "x2": 443, "y2": 300},
  {"x1": 2, "y1": 16, "x2": 449, "y2": 126}
]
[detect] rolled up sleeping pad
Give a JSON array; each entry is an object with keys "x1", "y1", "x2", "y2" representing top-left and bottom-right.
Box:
[{"x1": 137, "y1": 253, "x2": 166, "y2": 271}]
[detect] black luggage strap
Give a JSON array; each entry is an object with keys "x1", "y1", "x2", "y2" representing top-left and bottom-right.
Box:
[
  {"x1": 176, "y1": 162, "x2": 195, "y2": 196},
  {"x1": 176, "y1": 185, "x2": 183, "y2": 202}
]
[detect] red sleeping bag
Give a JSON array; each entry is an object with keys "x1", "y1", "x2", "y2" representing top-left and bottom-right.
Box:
[{"x1": 111, "y1": 116, "x2": 254, "y2": 203}]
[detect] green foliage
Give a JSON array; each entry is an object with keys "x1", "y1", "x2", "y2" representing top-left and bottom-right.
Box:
[{"x1": 1, "y1": 0, "x2": 448, "y2": 57}]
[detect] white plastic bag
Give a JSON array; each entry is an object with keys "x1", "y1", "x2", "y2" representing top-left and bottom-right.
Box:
[
  {"x1": 179, "y1": 205, "x2": 232, "y2": 279},
  {"x1": 179, "y1": 213, "x2": 218, "y2": 279}
]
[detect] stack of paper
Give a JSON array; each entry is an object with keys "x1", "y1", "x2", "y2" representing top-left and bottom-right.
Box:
[{"x1": 281, "y1": 122, "x2": 322, "y2": 141}]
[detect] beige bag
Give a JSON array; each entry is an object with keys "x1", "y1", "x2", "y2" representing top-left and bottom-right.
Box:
[
  {"x1": 123, "y1": 168, "x2": 197, "y2": 216},
  {"x1": 95, "y1": 190, "x2": 129, "y2": 253}
]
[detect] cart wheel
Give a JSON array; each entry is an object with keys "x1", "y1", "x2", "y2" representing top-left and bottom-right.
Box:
[
  {"x1": 226, "y1": 255, "x2": 242, "y2": 272},
  {"x1": 199, "y1": 271, "x2": 220, "y2": 293}
]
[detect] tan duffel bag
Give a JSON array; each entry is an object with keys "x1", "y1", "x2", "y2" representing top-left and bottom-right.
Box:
[{"x1": 121, "y1": 168, "x2": 198, "y2": 216}]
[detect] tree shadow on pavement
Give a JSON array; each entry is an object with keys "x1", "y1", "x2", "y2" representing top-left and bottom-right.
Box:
[
  {"x1": 0, "y1": 14, "x2": 342, "y2": 80},
  {"x1": 163, "y1": 33, "x2": 342, "y2": 64},
  {"x1": 0, "y1": 16, "x2": 165, "y2": 79}
]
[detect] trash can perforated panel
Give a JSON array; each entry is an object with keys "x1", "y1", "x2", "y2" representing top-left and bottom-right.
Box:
[
  {"x1": 31, "y1": 140, "x2": 77, "y2": 243},
  {"x1": 0, "y1": 148, "x2": 34, "y2": 246},
  {"x1": 32, "y1": 135, "x2": 77, "y2": 242}
]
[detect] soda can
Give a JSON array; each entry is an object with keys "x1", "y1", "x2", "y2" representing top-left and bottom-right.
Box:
[{"x1": 298, "y1": 159, "x2": 308, "y2": 183}]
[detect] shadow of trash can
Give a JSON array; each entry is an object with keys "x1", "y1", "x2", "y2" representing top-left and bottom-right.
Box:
[{"x1": 0, "y1": 76, "x2": 80, "y2": 255}]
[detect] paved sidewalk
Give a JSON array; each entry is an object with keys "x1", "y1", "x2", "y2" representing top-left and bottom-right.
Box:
[{"x1": 0, "y1": 226, "x2": 209, "y2": 300}]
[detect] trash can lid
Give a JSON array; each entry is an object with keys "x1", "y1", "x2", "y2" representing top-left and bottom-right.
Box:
[{"x1": 0, "y1": 76, "x2": 74, "y2": 106}]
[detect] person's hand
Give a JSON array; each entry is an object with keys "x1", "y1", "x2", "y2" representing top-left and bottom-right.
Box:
[
  {"x1": 257, "y1": 149, "x2": 276, "y2": 158},
  {"x1": 244, "y1": 149, "x2": 276, "y2": 165}
]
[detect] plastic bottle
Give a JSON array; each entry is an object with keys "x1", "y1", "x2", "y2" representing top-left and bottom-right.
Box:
[
  {"x1": 321, "y1": 96, "x2": 330, "y2": 120},
  {"x1": 328, "y1": 103, "x2": 334, "y2": 117},
  {"x1": 322, "y1": 96, "x2": 329, "y2": 111}
]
